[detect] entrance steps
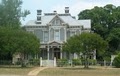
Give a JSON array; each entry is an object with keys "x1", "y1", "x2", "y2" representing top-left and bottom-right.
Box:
[{"x1": 42, "y1": 60, "x2": 55, "y2": 67}]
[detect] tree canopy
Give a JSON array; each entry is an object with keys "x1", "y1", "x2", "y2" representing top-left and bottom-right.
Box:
[
  {"x1": 0, "y1": 0, "x2": 30, "y2": 29},
  {"x1": 78, "y1": 4, "x2": 120, "y2": 38},
  {"x1": 0, "y1": 0, "x2": 39, "y2": 61},
  {"x1": 62, "y1": 33, "x2": 108, "y2": 68},
  {"x1": 0, "y1": 27, "x2": 40, "y2": 60},
  {"x1": 78, "y1": 4, "x2": 120, "y2": 54}
]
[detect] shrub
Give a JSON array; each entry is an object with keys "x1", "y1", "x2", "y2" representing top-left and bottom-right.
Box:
[
  {"x1": 72, "y1": 59, "x2": 81, "y2": 66},
  {"x1": 88, "y1": 59, "x2": 97, "y2": 65},
  {"x1": 29, "y1": 59, "x2": 40, "y2": 66},
  {"x1": 113, "y1": 54, "x2": 120, "y2": 68},
  {"x1": 57, "y1": 59, "x2": 68, "y2": 67}
]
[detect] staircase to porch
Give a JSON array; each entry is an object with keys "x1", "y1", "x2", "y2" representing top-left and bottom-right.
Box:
[{"x1": 42, "y1": 60, "x2": 55, "y2": 67}]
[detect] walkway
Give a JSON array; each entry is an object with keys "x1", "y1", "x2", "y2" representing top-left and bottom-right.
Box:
[{"x1": 28, "y1": 67, "x2": 47, "y2": 76}]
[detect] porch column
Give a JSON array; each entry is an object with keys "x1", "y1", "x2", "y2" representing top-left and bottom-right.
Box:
[
  {"x1": 64, "y1": 28, "x2": 67, "y2": 42},
  {"x1": 47, "y1": 46, "x2": 49, "y2": 60},
  {"x1": 93, "y1": 49, "x2": 96, "y2": 60},
  {"x1": 60, "y1": 46, "x2": 62, "y2": 59}
]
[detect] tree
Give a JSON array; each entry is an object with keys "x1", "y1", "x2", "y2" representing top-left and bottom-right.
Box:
[
  {"x1": 78, "y1": 4, "x2": 120, "y2": 55},
  {"x1": 0, "y1": 27, "x2": 40, "y2": 61},
  {"x1": 113, "y1": 53, "x2": 120, "y2": 68},
  {"x1": 107, "y1": 28, "x2": 120, "y2": 54},
  {"x1": 62, "y1": 33, "x2": 108, "y2": 68},
  {"x1": 0, "y1": 0, "x2": 30, "y2": 29}
]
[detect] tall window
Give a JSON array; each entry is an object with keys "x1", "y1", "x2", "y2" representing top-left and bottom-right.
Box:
[
  {"x1": 52, "y1": 18, "x2": 60, "y2": 25},
  {"x1": 44, "y1": 31, "x2": 48, "y2": 42},
  {"x1": 56, "y1": 19, "x2": 60, "y2": 25},
  {"x1": 54, "y1": 30, "x2": 59, "y2": 41}
]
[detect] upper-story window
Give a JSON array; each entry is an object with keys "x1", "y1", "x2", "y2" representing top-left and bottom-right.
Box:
[
  {"x1": 52, "y1": 18, "x2": 61, "y2": 25},
  {"x1": 54, "y1": 30, "x2": 59, "y2": 41},
  {"x1": 70, "y1": 31, "x2": 76, "y2": 36},
  {"x1": 44, "y1": 31, "x2": 48, "y2": 42}
]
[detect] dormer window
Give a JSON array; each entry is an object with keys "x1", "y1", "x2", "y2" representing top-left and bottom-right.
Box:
[{"x1": 52, "y1": 18, "x2": 61, "y2": 25}]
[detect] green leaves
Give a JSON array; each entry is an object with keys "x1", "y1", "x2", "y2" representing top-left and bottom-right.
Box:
[
  {"x1": 0, "y1": 27, "x2": 40, "y2": 60},
  {"x1": 78, "y1": 4, "x2": 120, "y2": 39},
  {"x1": 63, "y1": 33, "x2": 108, "y2": 55},
  {"x1": 0, "y1": 0, "x2": 30, "y2": 29}
]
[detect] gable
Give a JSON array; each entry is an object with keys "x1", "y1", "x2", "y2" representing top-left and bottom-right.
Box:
[
  {"x1": 49, "y1": 15, "x2": 65, "y2": 26},
  {"x1": 49, "y1": 41, "x2": 61, "y2": 46}
]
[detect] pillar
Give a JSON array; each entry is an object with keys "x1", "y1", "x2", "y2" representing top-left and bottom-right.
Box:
[
  {"x1": 60, "y1": 46, "x2": 62, "y2": 59},
  {"x1": 93, "y1": 49, "x2": 96, "y2": 60},
  {"x1": 47, "y1": 46, "x2": 49, "y2": 60},
  {"x1": 40, "y1": 57, "x2": 42, "y2": 67},
  {"x1": 54, "y1": 57, "x2": 56, "y2": 67},
  {"x1": 64, "y1": 28, "x2": 67, "y2": 42}
]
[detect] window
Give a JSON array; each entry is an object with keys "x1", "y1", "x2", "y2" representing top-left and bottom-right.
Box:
[
  {"x1": 54, "y1": 30, "x2": 59, "y2": 41},
  {"x1": 52, "y1": 18, "x2": 61, "y2": 25},
  {"x1": 56, "y1": 19, "x2": 60, "y2": 25},
  {"x1": 44, "y1": 31, "x2": 48, "y2": 42},
  {"x1": 70, "y1": 31, "x2": 75, "y2": 36}
]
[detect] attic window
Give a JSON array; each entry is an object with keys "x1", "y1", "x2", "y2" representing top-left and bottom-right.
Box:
[{"x1": 52, "y1": 19, "x2": 61, "y2": 25}]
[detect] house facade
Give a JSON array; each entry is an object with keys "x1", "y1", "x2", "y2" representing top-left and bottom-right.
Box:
[{"x1": 24, "y1": 7, "x2": 91, "y2": 66}]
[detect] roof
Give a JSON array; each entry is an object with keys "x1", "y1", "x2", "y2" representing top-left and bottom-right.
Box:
[{"x1": 25, "y1": 13, "x2": 91, "y2": 28}]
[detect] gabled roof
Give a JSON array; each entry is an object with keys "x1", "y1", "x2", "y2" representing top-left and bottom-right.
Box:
[{"x1": 25, "y1": 13, "x2": 91, "y2": 29}]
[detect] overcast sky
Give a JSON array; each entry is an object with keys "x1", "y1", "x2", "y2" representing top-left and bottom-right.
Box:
[{"x1": 21, "y1": 0, "x2": 120, "y2": 25}]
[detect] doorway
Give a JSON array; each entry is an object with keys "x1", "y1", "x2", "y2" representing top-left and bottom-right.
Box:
[{"x1": 54, "y1": 48, "x2": 60, "y2": 59}]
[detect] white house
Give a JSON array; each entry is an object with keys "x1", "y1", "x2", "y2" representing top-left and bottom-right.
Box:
[{"x1": 24, "y1": 7, "x2": 91, "y2": 66}]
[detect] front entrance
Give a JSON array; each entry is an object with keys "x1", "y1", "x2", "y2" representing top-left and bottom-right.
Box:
[{"x1": 54, "y1": 48, "x2": 60, "y2": 59}]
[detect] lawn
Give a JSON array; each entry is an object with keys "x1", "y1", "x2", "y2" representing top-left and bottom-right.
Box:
[
  {"x1": 38, "y1": 66, "x2": 120, "y2": 76},
  {"x1": 0, "y1": 67, "x2": 33, "y2": 75}
]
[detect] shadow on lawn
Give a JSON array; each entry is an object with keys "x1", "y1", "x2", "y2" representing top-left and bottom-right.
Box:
[{"x1": 61, "y1": 67, "x2": 99, "y2": 70}]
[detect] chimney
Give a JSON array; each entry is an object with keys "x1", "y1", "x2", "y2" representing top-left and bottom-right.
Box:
[
  {"x1": 36, "y1": 10, "x2": 42, "y2": 24},
  {"x1": 53, "y1": 10, "x2": 57, "y2": 14},
  {"x1": 37, "y1": 10, "x2": 42, "y2": 15},
  {"x1": 65, "y1": 7, "x2": 69, "y2": 14}
]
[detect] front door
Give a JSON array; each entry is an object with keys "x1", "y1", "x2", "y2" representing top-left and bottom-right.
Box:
[{"x1": 54, "y1": 48, "x2": 60, "y2": 59}]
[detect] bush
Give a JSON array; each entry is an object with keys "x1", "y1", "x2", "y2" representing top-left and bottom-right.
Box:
[
  {"x1": 88, "y1": 59, "x2": 97, "y2": 65},
  {"x1": 28, "y1": 59, "x2": 40, "y2": 66},
  {"x1": 57, "y1": 59, "x2": 68, "y2": 67},
  {"x1": 72, "y1": 59, "x2": 81, "y2": 66},
  {"x1": 113, "y1": 54, "x2": 120, "y2": 68}
]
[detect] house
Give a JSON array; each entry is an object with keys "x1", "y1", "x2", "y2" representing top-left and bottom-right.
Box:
[{"x1": 24, "y1": 7, "x2": 92, "y2": 66}]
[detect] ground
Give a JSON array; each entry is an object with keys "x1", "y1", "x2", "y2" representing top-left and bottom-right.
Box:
[
  {"x1": 38, "y1": 66, "x2": 120, "y2": 76},
  {"x1": 0, "y1": 66, "x2": 120, "y2": 76}
]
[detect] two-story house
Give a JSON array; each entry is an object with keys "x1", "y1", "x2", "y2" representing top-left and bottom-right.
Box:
[{"x1": 24, "y1": 7, "x2": 91, "y2": 66}]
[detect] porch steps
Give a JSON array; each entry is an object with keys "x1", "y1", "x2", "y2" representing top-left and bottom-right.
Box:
[{"x1": 42, "y1": 60, "x2": 54, "y2": 67}]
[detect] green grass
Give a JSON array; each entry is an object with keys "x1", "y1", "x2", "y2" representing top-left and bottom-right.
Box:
[
  {"x1": 0, "y1": 67, "x2": 33, "y2": 75},
  {"x1": 38, "y1": 67, "x2": 120, "y2": 76}
]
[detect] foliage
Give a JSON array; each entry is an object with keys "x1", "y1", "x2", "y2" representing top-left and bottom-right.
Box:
[
  {"x1": 57, "y1": 59, "x2": 68, "y2": 67},
  {"x1": 72, "y1": 59, "x2": 82, "y2": 66},
  {"x1": 0, "y1": 27, "x2": 40, "y2": 60},
  {"x1": 0, "y1": 0, "x2": 30, "y2": 29},
  {"x1": 113, "y1": 54, "x2": 120, "y2": 68},
  {"x1": 78, "y1": 4, "x2": 120, "y2": 55},
  {"x1": 107, "y1": 28, "x2": 120, "y2": 53},
  {"x1": 28, "y1": 59, "x2": 40, "y2": 66},
  {"x1": 88, "y1": 59, "x2": 97, "y2": 65},
  {"x1": 63, "y1": 33, "x2": 108, "y2": 68}
]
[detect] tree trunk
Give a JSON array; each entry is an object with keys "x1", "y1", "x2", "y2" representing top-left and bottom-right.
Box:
[{"x1": 84, "y1": 54, "x2": 89, "y2": 69}]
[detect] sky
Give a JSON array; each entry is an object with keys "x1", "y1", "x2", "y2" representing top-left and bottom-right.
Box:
[{"x1": 21, "y1": 0, "x2": 120, "y2": 25}]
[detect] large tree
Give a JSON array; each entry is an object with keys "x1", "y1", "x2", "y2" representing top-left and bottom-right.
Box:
[
  {"x1": 0, "y1": 27, "x2": 40, "y2": 60},
  {"x1": 62, "y1": 33, "x2": 108, "y2": 68},
  {"x1": 107, "y1": 28, "x2": 120, "y2": 54},
  {"x1": 78, "y1": 4, "x2": 120, "y2": 54},
  {"x1": 0, "y1": 0, "x2": 30, "y2": 29}
]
